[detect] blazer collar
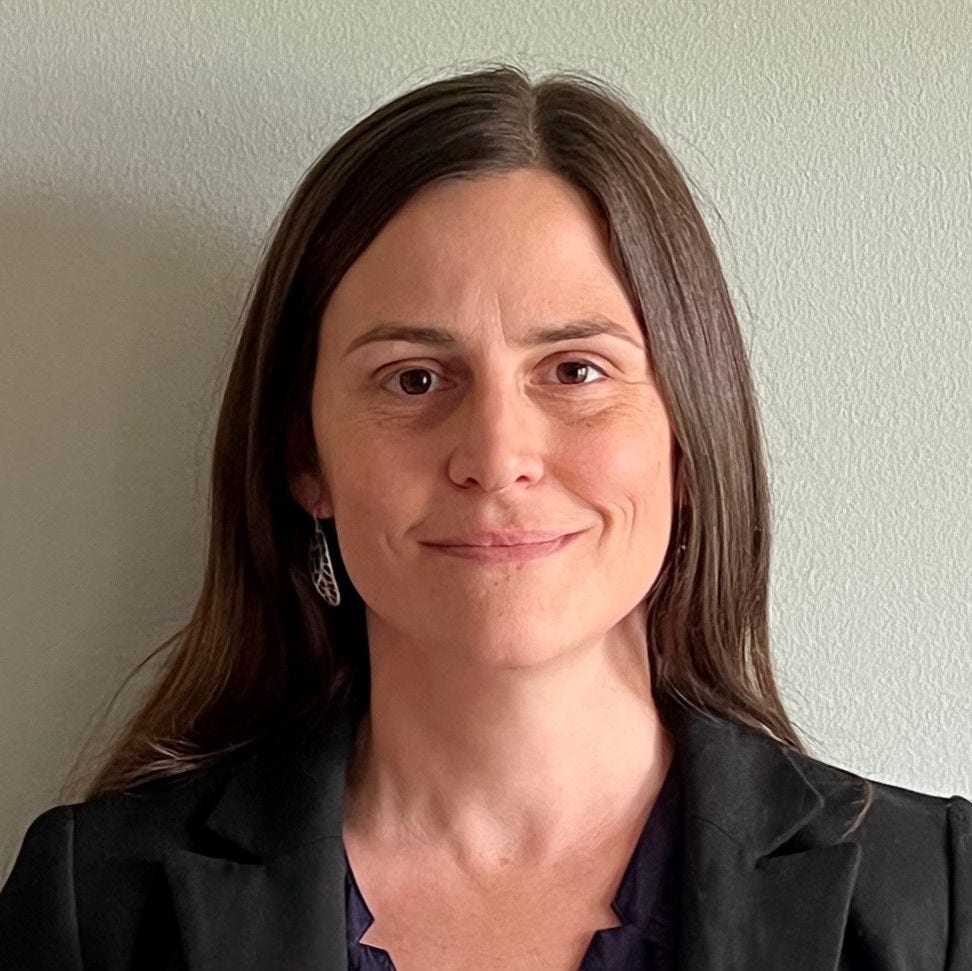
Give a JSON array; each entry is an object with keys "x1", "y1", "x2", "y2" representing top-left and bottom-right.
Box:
[
  {"x1": 162, "y1": 710, "x2": 354, "y2": 969},
  {"x1": 656, "y1": 694, "x2": 862, "y2": 968},
  {"x1": 163, "y1": 697, "x2": 862, "y2": 970}
]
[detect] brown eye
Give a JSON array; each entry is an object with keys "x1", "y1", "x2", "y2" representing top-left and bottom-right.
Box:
[
  {"x1": 397, "y1": 368, "x2": 436, "y2": 395},
  {"x1": 554, "y1": 360, "x2": 607, "y2": 385}
]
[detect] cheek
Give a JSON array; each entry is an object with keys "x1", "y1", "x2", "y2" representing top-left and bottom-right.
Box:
[
  {"x1": 568, "y1": 408, "x2": 673, "y2": 502},
  {"x1": 324, "y1": 460, "x2": 403, "y2": 596},
  {"x1": 332, "y1": 452, "x2": 401, "y2": 521},
  {"x1": 322, "y1": 422, "x2": 431, "y2": 545}
]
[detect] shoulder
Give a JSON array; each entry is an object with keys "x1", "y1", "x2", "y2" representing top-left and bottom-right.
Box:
[
  {"x1": 71, "y1": 751, "x2": 249, "y2": 859},
  {"x1": 2, "y1": 726, "x2": 281, "y2": 892},
  {"x1": 6, "y1": 706, "x2": 350, "y2": 867},
  {"x1": 65, "y1": 718, "x2": 315, "y2": 862},
  {"x1": 785, "y1": 745, "x2": 972, "y2": 962},
  {"x1": 788, "y1": 743, "x2": 968, "y2": 844},
  {"x1": 0, "y1": 725, "x2": 304, "y2": 968}
]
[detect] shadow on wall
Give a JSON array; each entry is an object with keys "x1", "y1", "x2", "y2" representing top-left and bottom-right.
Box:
[{"x1": 0, "y1": 186, "x2": 258, "y2": 856}]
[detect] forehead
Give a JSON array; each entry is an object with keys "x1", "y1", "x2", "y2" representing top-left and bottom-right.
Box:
[{"x1": 320, "y1": 169, "x2": 637, "y2": 344}]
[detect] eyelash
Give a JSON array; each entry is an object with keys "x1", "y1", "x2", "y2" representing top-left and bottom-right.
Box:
[{"x1": 378, "y1": 358, "x2": 610, "y2": 397}]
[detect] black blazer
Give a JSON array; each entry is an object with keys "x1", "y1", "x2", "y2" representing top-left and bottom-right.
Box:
[{"x1": 1, "y1": 695, "x2": 970, "y2": 970}]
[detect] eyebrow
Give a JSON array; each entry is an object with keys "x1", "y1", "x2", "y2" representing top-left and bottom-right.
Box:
[{"x1": 342, "y1": 314, "x2": 644, "y2": 358}]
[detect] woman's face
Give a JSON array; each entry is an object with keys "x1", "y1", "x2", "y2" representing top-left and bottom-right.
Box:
[{"x1": 292, "y1": 168, "x2": 675, "y2": 668}]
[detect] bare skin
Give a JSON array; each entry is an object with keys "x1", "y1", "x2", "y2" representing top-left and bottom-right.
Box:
[{"x1": 291, "y1": 167, "x2": 677, "y2": 969}]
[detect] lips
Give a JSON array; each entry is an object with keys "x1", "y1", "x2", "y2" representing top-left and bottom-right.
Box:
[
  {"x1": 423, "y1": 530, "x2": 583, "y2": 562},
  {"x1": 423, "y1": 530, "x2": 577, "y2": 547}
]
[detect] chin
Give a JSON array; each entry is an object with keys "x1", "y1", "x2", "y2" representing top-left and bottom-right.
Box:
[{"x1": 445, "y1": 626, "x2": 590, "y2": 671}]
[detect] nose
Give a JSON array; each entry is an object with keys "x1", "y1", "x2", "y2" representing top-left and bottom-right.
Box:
[{"x1": 446, "y1": 375, "x2": 546, "y2": 492}]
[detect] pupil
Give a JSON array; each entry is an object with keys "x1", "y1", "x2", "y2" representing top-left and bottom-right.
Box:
[
  {"x1": 401, "y1": 370, "x2": 431, "y2": 394},
  {"x1": 560, "y1": 362, "x2": 586, "y2": 383}
]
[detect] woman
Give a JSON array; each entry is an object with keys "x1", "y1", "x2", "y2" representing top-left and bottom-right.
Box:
[{"x1": 0, "y1": 63, "x2": 968, "y2": 970}]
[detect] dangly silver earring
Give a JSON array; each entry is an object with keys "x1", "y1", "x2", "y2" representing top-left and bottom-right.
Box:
[{"x1": 309, "y1": 516, "x2": 341, "y2": 606}]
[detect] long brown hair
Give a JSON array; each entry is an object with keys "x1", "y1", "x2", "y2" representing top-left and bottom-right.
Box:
[{"x1": 67, "y1": 62, "x2": 871, "y2": 829}]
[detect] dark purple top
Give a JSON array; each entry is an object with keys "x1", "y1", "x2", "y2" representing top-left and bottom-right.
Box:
[{"x1": 344, "y1": 750, "x2": 683, "y2": 970}]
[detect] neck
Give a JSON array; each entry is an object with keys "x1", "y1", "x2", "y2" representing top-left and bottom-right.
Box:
[{"x1": 342, "y1": 608, "x2": 674, "y2": 873}]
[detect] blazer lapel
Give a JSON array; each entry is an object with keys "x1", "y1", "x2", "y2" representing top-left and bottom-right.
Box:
[
  {"x1": 162, "y1": 710, "x2": 355, "y2": 971},
  {"x1": 659, "y1": 695, "x2": 863, "y2": 970}
]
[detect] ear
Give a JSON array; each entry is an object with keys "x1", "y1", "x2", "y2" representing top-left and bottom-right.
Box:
[{"x1": 289, "y1": 469, "x2": 334, "y2": 520}]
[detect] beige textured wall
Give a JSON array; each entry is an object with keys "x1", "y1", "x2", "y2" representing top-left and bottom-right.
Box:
[{"x1": 2, "y1": 1, "x2": 970, "y2": 876}]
